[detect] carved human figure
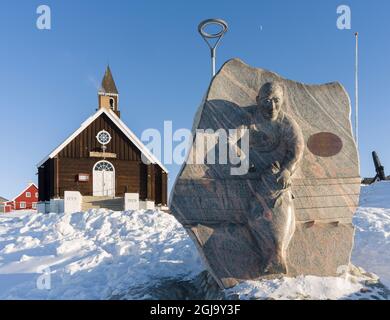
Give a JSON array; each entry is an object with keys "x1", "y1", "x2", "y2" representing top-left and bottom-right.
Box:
[{"x1": 246, "y1": 81, "x2": 304, "y2": 275}]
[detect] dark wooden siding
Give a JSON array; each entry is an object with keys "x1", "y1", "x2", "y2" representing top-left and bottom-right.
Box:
[
  {"x1": 139, "y1": 163, "x2": 148, "y2": 200},
  {"x1": 38, "y1": 159, "x2": 55, "y2": 201},
  {"x1": 154, "y1": 165, "x2": 162, "y2": 205},
  {"x1": 58, "y1": 113, "x2": 141, "y2": 161},
  {"x1": 161, "y1": 171, "x2": 168, "y2": 205},
  {"x1": 153, "y1": 166, "x2": 168, "y2": 205},
  {"x1": 57, "y1": 158, "x2": 142, "y2": 197}
]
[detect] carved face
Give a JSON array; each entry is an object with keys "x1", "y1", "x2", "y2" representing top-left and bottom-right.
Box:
[{"x1": 257, "y1": 85, "x2": 284, "y2": 121}]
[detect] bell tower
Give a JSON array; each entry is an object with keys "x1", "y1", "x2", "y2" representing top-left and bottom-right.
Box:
[{"x1": 98, "y1": 65, "x2": 120, "y2": 117}]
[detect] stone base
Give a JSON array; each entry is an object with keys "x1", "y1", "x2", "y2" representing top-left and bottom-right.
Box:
[{"x1": 187, "y1": 220, "x2": 355, "y2": 289}]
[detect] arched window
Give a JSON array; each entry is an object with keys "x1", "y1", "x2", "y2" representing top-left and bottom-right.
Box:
[
  {"x1": 94, "y1": 161, "x2": 114, "y2": 172},
  {"x1": 109, "y1": 98, "x2": 115, "y2": 109}
]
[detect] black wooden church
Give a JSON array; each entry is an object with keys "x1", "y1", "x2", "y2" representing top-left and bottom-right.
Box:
[{"x1": 37, "y1": 67, "x2": 168, "y2": 205}]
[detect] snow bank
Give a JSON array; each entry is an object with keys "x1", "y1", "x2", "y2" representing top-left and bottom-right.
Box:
[
  {"x1": 0, "y1": 209, "x2": 203, "y2": 299},
  {"x1": 352, "y1": 181, "x2": 390, "y2": 289},
  {"x1": 225, "y1": 272, "x2": 383, "y2": 300}
]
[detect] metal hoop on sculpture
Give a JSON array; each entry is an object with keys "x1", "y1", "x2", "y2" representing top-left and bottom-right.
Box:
[
  {"x1": 198, "y1": 18, "x2": 228, "y2": 77},
  {"x1": 198, "y1": 19, "x2": 228, "y2": 43}
]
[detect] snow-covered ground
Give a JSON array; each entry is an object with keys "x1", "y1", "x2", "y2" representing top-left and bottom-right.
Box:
[
  {"x1": 0, "y1": 209, "x2": 203, "y2": 299},
  {"x1": 352, "y1": 182, "x2": 390, "y2": 289},
  {"x1": 0, "y1": 181, "x2": 389, "y2": 300},
  {"x1": 225, "y1": 269, "x2": 386, "y2": 300}
]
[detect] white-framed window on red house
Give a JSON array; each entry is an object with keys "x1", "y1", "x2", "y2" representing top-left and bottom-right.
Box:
[
  {"x1": 35, "y1": 192, "x2": 38, "y2": 198},
  {"x1": 32, "y1": 203, "x2": 37, "y2": 209},
  {"x1": 20, "y1": 202, "x2": 26, "y2": 209},
  {"x1": 26, "y1": 192, "x2": 31, "y2": 198}
]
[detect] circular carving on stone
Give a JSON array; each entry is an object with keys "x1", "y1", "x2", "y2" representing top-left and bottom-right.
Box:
[{"x1": 307, "y1": 132, "x2": 343, "y2": 157}]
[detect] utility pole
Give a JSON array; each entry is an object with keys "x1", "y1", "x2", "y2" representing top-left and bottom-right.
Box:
[{"x1": 355, "y1": 32, "x2": 359, "y2": 147}]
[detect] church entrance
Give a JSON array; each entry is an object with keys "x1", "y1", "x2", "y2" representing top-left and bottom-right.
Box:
[{"x1": 93, "y1": 160, "x2": 115, "y2": 197}]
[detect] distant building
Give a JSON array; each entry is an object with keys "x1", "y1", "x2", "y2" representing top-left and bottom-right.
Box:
[
  {"x1": 2, "y1": 183, "x2": 38, "y2": 213},
  {"x1": 36, "y1": 66, "x2": 168, "y2": 209},
  {"x1": 0, "y1": 196, "x2": 8, "y2": 213}
]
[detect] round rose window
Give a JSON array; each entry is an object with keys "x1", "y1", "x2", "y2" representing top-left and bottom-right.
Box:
[{"x1": 96, "y1": 130, "x2": 111, "y2": 145}]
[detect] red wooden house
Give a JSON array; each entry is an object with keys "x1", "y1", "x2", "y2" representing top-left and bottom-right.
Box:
[{"x1": 3, "y1": 183, "x2": 38, "y2": 213}]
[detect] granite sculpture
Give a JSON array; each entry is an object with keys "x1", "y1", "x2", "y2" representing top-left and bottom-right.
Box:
[
  {"x1": 246, "y1": 81, "x2": 304, "y2": 275},
  {"x1": 170, "y1": 59, "x2": 360, "y2": 288}
]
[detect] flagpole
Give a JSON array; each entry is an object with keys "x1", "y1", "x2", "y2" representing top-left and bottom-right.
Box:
[{"x1": 355, "y1": 32, "x2": 359, "y2": 148}]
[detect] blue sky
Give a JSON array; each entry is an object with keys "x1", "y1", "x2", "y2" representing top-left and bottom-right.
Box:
[{"x1": 1, "y1": 0, "x2": 389, "y2": 199}]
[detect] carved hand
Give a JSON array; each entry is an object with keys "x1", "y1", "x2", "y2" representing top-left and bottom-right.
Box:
[{"x1": 277, "y1": 169, "x2": 291, "y2": 189}]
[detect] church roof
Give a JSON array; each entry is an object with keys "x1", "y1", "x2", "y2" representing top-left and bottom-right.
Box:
[
  {"x1": 100, "y1": 65, "x2": 118, "y2": 94},
  {"x1": 36, "y1": 109, "x2": 168, "y2": 173}
]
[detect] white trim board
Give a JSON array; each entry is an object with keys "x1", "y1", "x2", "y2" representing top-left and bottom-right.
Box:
[{"x1": 36, "y1": 109, "x2": 168, "y2": 173}]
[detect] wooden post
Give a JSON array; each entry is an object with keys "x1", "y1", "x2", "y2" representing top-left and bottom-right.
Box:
[
  {"x1": 151, "y1": 165, "x2": 156, "y2": 202},
  {"x1": 53, "y1": 157, "x2": 60, "y2": 198},
  {"x1": 162, "y1": 171, "x2": 168, "y2": 205},
  {"x1": 38, "y1": 166, "x2": 44, "y2": 202},
  {"x1": 147, "y1": 164, "x2": 153, "y2": 200}
]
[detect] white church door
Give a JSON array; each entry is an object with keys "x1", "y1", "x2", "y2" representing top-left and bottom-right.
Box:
[{"x1": 93, "y1": 161, "x2": 115, "y2": 197}]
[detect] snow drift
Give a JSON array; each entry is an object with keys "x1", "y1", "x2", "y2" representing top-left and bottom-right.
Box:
[{"x1": 0, "y1": 209, "x2": 203, "y2": 299}]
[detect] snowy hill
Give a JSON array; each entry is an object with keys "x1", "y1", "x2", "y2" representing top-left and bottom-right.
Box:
[{"x1": 0, "y1": 181, "x2": 389, "y2": 300}]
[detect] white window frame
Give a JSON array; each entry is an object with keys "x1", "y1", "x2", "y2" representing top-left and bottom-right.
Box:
[
  {"x1": 96, "y1": 130, "x2": 112, "y2": 145},
  {"x1": 35, "y1": 192, "x2": 38, "y2": 198},
  {"x1": 26, "y1": 192, "x2": 31, "y2": 198},
  {"x1": 32, "y1": 202, "x2": 37, "y2": 209},
  {"x1": 20, "y1": 202, "x2": 26, "y2": 209}
]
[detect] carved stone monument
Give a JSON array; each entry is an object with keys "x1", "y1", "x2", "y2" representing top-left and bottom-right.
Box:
[{"x1": 170, "y1": 59, "x2": 360, "y2": 288}]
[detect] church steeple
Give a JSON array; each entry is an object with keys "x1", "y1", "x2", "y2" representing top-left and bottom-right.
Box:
[{"x1": 98, "y1": 65, "x2": 120, "y2": 117}]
